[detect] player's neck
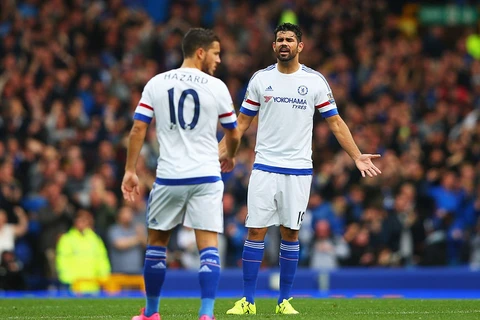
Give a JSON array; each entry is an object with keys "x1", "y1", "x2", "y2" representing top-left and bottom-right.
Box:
[
  {"x1": 180, "y1": 58, "x2": 201, "y2": 71},
  {"x1": 276, "y1": 60, "x2": 301, "y2": 74}
]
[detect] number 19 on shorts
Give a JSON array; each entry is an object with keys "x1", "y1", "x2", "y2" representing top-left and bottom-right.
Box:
[{"x1": 297, "y1": 211, "x2": 305, "y2": 227}]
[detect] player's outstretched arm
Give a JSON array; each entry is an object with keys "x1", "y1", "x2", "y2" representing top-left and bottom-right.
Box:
[
  {"x1": 325, "y1": 114, "x2": 382, "y2": 178},
  {"x1": 122, "y1": 120, "x2": 148, "y2": 202},
  {"x1": 219, "y1": 112, "x2": 255, "y2": 172}
]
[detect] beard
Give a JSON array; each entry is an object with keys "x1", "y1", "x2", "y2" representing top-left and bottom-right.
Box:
[
  {"x1": 201, "y1": 60, "x2": 215, "y2": 75},
  {"x1": 276, "y1": 48, "x2": 297, "y2": 62}
]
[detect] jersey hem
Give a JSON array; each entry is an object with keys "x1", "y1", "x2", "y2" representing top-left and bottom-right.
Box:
[
  {"x1": 253, "y1": 163, "x2": 313, "y2": 175},
  {"x1": 155, "y1": 176, "x2": 221, "y2": 185}
]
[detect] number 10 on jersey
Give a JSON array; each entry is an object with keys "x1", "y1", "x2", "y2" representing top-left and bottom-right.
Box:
[{"x1": 168, "y1": 88, "x2": 200, "y2": 130}]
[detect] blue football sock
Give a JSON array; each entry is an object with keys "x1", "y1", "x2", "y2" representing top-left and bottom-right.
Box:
[
  {"x1": 242, "y1": 240, "x2": 264, "y2": 304},
  {"x1": 198, "y1": 247, "x2": 221, "y2": 317},
  {"x1": 278, "y1": 240, "x2": 299, "y2": 304},
  {"x1": 143, "y1": 245, "x2": 167, "y2": 316}
]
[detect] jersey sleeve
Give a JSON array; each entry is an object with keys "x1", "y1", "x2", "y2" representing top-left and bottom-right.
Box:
[
  {"x1": 133, "y1": 79, "x2": 154, "y2": 124},
  {"x1": 314, "y1": 76, "x2": 338, "y2": 118},
  {"x1": 216, "y1": 80, "x2": 238, "y2": 129},
  {"x1": 240, "y1": 74, "x2": 261, "y2": 117}
]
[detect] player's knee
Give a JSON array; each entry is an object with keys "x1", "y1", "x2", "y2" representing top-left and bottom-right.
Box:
[
  {"x1": 247, "y1": 228, "x2": 268, "y2": 240},
  {"x1": 147, "y1": 229, "x2": 171, "y2": 247},
  {"x1": 280, "y1": 227, "x2": 299, "y2": 242}
]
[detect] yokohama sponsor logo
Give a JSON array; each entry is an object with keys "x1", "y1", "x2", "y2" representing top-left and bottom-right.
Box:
[{"x1": 272, "y1": 97, "x2": 307, "y2": 104}]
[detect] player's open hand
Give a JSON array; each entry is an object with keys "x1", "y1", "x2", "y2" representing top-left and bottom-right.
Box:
[
  {"x1": 121, "y1": 170, "x2": 140, "y2": 202},
  {"x1": 354, "y1": 154, "x2": 382, "y2": 178}
]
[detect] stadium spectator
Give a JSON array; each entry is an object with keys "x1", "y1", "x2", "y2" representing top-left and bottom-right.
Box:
[
  {"x1": 0, "y1": 207, "x2": 28, "y2": 262},
  {"x1": 381, "y1": 183, "x2": 424, "y2": 266},
  {"x1": 218, "y1": 191, "x2": 237, "y2": 266},
  {"x1": 0, "y1": 250, "x2": 27, "y2": 291},
  {"x1": 87, "y1": 173, "x2": 117, "y2": 241},
  {"x1": 0, "y1": 157, "x2": 23, "y2": 223},
  {"x1": 107, "y1": 205, "x2": 146, "y2": 274},
  {"x1": 343, "y1": 223, "x2": 376, "y2": 267},
  {"x1": 56, "y1": 209, "x2": 110, "y2": 293},
  {"x1": 309, "y1": 219, "x2": 350, "y2": 270},
  {"x1": 36, "y1": 179, "x2": 74, "y2": 280},
  {"x1": 224, "y1": 204, "x2": 248, "y2": 267}
]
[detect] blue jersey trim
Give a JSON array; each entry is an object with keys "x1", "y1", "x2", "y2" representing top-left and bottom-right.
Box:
[
  {"x1": 253, "y1": 163, "x2": 313, "y2": 175},
  {"x1": 240, "y1": 106, "x2": 258, "y2": 116},
  {"x1": 155, "y1": 176, "x2": 221, "y2": 185},
  {"x1": 133, "y1": 113, "x2": 152, "y2": 124},
  {"x1": 221, "y1": 121, "x2": 238, "y2": 129},
  {"x1": 321, "y1": 109, "x2": 339, "y2": 118}
]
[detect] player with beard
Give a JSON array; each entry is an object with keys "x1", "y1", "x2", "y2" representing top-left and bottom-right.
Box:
[
  {"x1": 221, "y1": 23, "x2": 381, "y2": 315},
  {"x1": 123, "y1": 28, "x2": 241, "y2": 320}
]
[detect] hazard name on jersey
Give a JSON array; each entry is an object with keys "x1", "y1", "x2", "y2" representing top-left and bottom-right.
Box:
[{"x1": 163, "y1": 72, "x2": 209, "y2": 84}]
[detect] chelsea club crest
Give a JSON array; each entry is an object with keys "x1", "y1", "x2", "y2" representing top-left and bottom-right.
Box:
[{"x1": 298, "y1": 85, "x2": 308, "y2": 95}]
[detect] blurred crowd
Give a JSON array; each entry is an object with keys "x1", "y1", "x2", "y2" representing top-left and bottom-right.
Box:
[{"x1": 1, "y1": 0, "x2": 480, "y2": 291}]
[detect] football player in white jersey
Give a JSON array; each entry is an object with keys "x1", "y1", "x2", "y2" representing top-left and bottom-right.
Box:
[
  {"x1": 122, "y1": 28, "x2": 241, "y2": 320},
  {"x1": 222, "y1": 23, "x2": 381, "y2": 315}
]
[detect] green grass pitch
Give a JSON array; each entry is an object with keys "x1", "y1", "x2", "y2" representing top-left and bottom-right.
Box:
[{"x1": 0, "y1": 298, "x2": 479, "y2": 319}]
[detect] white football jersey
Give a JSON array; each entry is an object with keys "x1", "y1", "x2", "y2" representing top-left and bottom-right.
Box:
[
  {"x1": 133, "y1": 68, "x2": 237, "y2": 184},
  {"x1": 241, "y1": 64, "x2": 337, "y2": 175}
]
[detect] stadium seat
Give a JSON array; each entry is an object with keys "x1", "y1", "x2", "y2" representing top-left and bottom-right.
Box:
[
  {"x1": 101, "y1": 274, "x2": 146, "y2": 294},
  {"x1": 71, "y1": 274, "x2": 145, "y2": 294}
]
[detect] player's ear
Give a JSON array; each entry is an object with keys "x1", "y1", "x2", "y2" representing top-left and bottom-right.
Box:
[
  {"x1": 298, "y1": 41, "x2": 304, "y2": 53},
  {"x1": 272, "y1": 42, "x2": 276, "y2": 52},
  {"x1": 196, "y1": 47, "x2": 206, "y2": 60}
]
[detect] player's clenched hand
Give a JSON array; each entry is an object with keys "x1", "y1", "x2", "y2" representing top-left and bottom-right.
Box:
[
  {"x1": 219, "y1": 152, "x2": 236, "y2": 173},
  {"x1": 121, "y1": 170, "x2": 140, "y2": 202},
  {"x1": 354, "y1": 154, "x2": 382, "y2": 178}
]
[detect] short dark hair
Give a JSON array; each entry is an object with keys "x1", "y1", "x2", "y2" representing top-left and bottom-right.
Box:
[
  {"x1": 182, "y1": 28, "x2": 220, "y2": 58},
  {"x1": 274, "y1": 23, "x2": 302, "y2": 42}
]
